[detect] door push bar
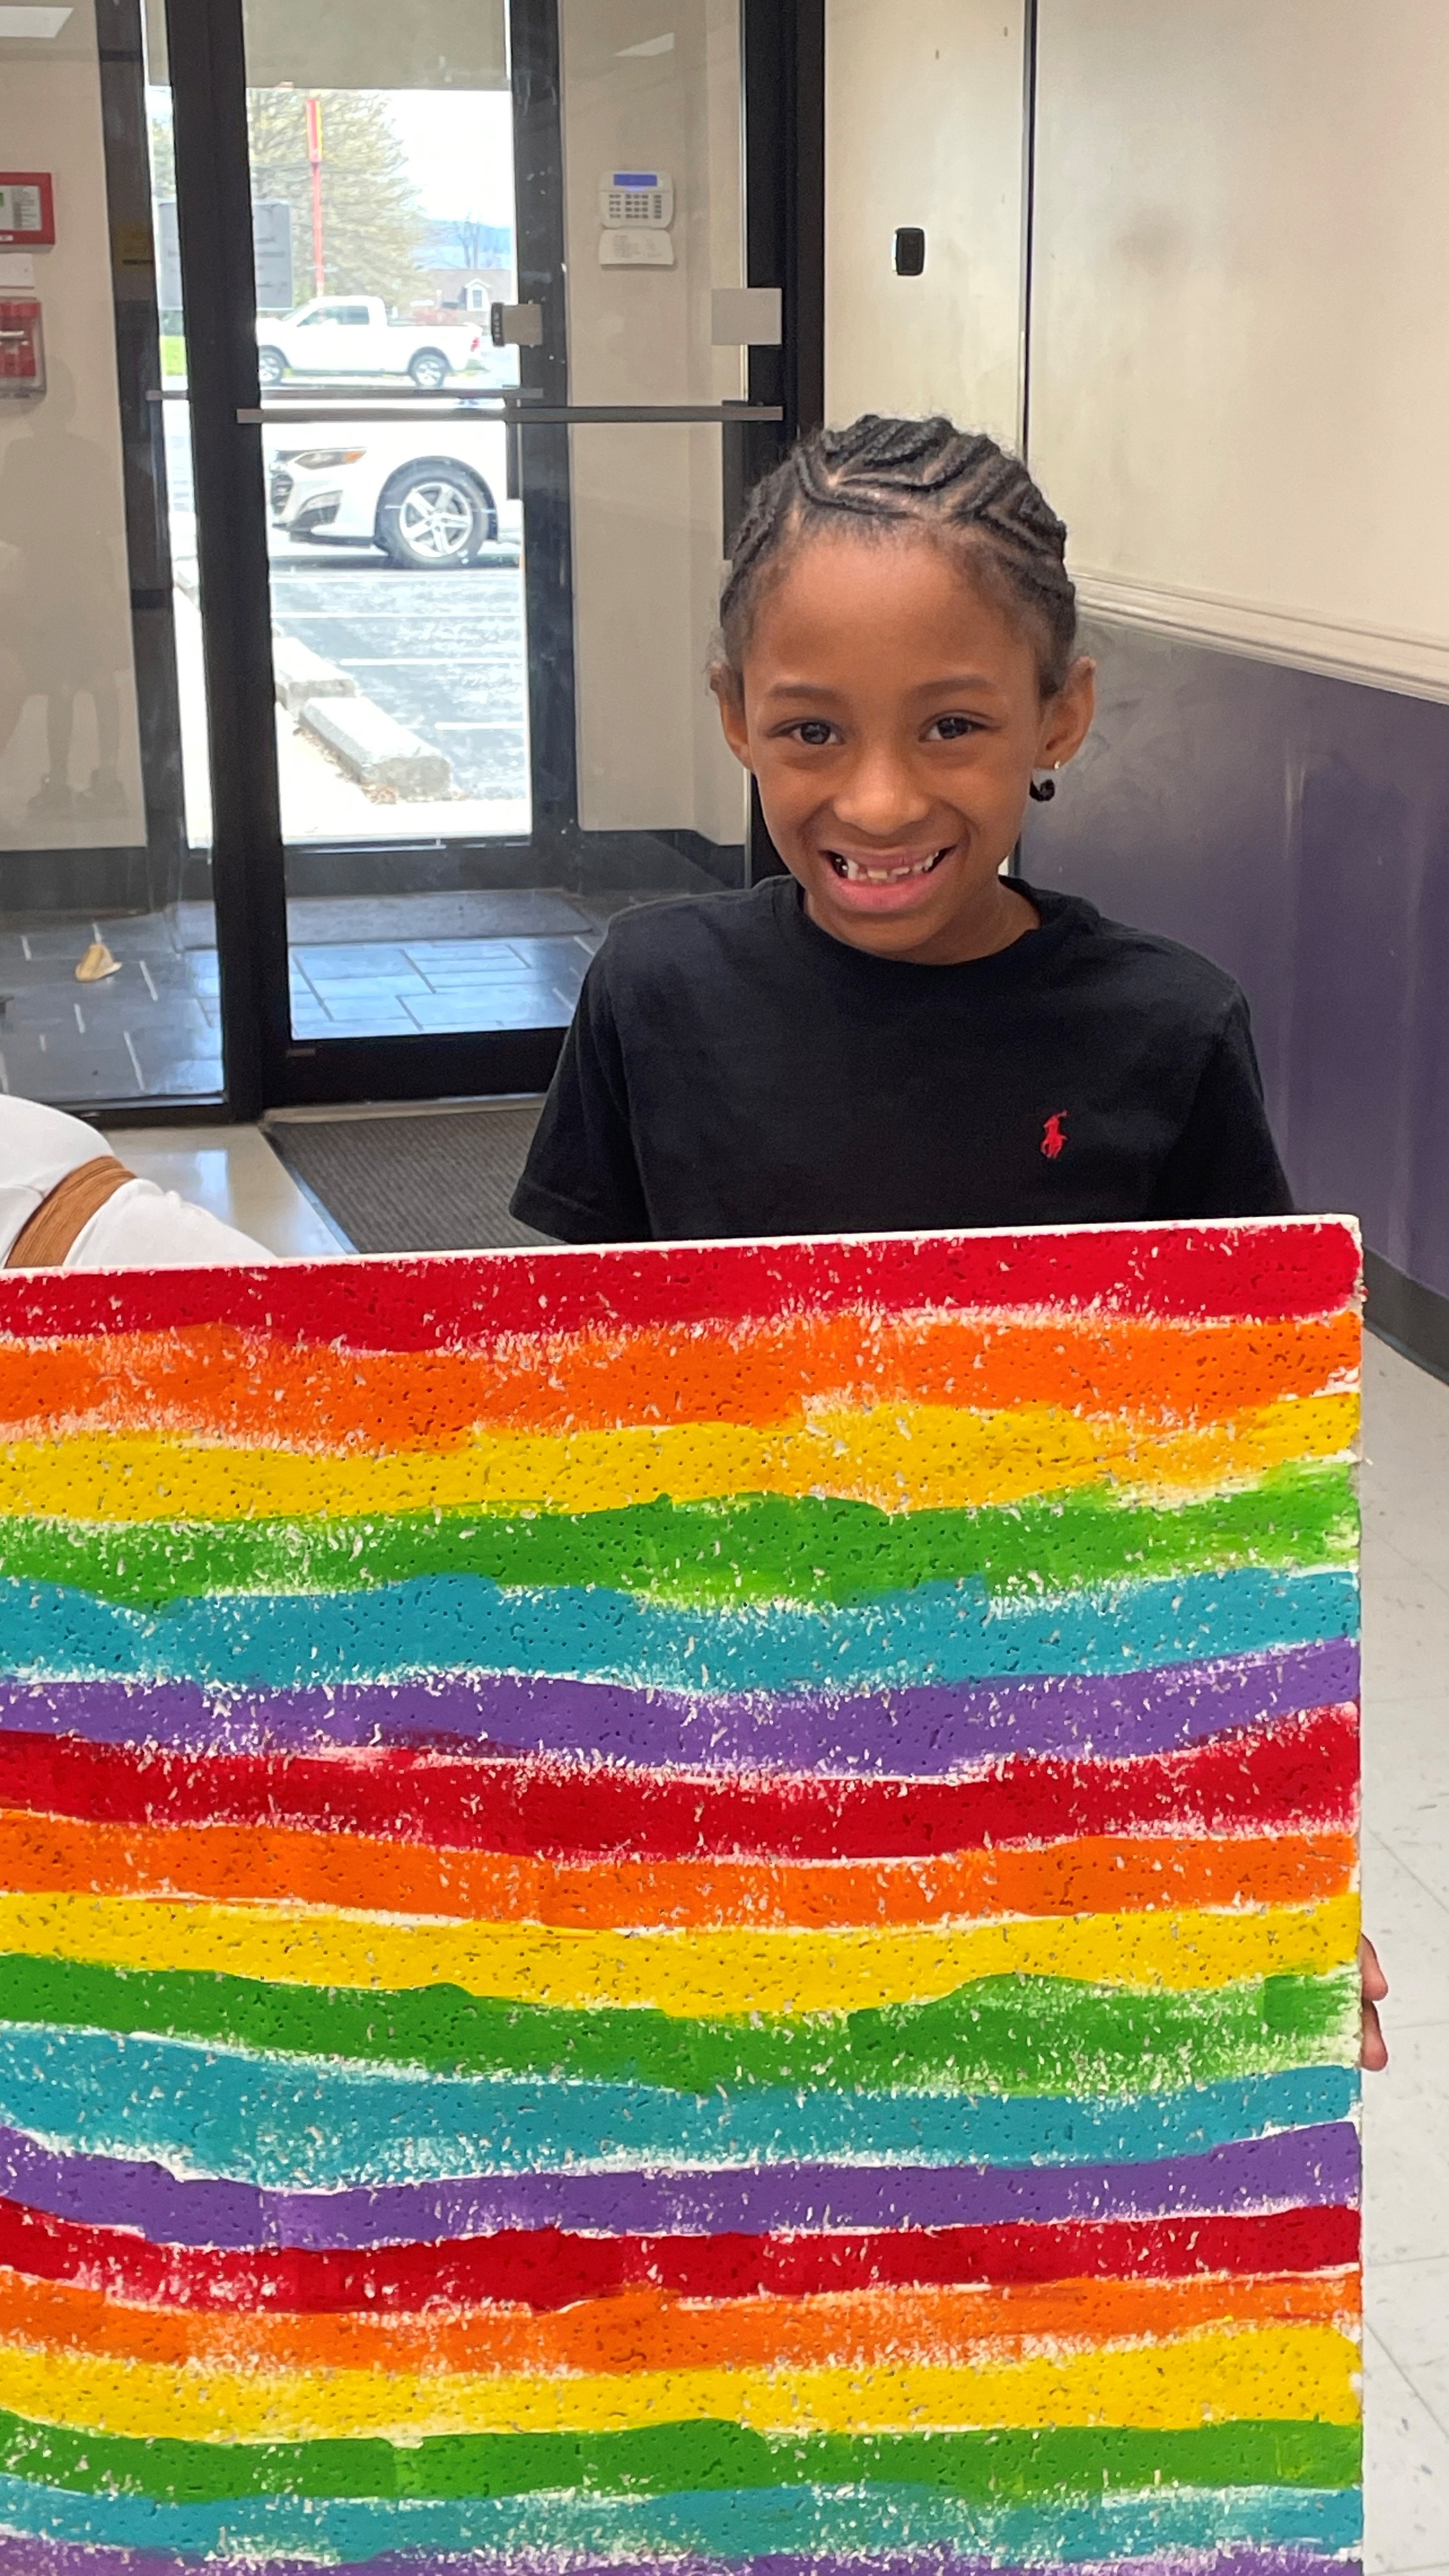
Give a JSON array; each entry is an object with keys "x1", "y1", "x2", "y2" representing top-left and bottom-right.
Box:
[{"x1": 234, "y1": 402, "x2": 785, "y2": 427}]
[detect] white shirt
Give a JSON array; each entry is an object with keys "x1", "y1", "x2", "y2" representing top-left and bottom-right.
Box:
[{"x1": 0, "y1": 1098, "x2": 274, "y2": 1268}]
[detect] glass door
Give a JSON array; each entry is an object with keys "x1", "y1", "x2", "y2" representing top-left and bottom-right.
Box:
[
  {"x1": 0, "y1": 0, "x2": 215, "y2": 1116},
  {"x1": 164, "y1": 0, "x2": 802, "y2": 1110}
]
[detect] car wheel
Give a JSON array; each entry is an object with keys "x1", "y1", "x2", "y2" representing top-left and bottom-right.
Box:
[
  {"x1": 408, "y1": 349, "x2": 450, "y2": 390},
  {"x1": 257, "y1": 346, "x2": 285, "y2": 387},
  {"x1": 376, "y1": 463, "x2": 492, "y2": 568}
]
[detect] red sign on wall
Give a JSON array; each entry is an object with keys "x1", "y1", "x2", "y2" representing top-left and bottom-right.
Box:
[
  {"x1": 0, "y1": 300, "x2": 44, "y2": 391},
  {"x1": 0, "y1": 176, "x2": 56, "y2": 248}
]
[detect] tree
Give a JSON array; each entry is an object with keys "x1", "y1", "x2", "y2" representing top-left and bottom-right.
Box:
[
  {"x1": 244, "y1": 90, "x2": 427, "y2": 310},
  {"x1": 149, "y1": 107, "x2": 175, "y2": 198},
  {"x1": 149, "y1": 93, "x2": 427, "y2": 311},
  {"x1": 454, "y1": 213, "x2": 488, "y2": 271}
]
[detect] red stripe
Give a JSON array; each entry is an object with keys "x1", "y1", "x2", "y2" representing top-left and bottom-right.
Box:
[
  {"x1": 0, "y1": 1222, "x2": 1359, "y2": 1349},
  {"x1": 0, "y1": 2198, "x2": 1360, "y2": 2313},
  {"x1": 0, "y1": 1708, "x2": 1355, "y2": 1860}
]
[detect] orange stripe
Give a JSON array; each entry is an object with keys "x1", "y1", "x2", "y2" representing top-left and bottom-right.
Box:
[
  {"x1": 0, "y1": 1811, "x2": 1356, "y2": 1929},
  {"x1": 0, "y1": 2268, "x2": 1358, "y2": 2380},
  {"x1": 0, "y1": 1309, "x2": 1357, "y2": 1451}
]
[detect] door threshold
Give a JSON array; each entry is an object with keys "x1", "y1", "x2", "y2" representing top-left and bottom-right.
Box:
[{"x1": 264, "y1": 1093, "x2": 546, "y2": 1126}]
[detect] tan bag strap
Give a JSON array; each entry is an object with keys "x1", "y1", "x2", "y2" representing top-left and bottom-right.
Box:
[{"x1": 5, "y1": 1156, "x2": 134, "y2": 1268}]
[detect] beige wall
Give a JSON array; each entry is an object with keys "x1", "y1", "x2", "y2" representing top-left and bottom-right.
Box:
[
  {"x1": 824, "y1": 0, "x2": 1026, "y2": 440},
  {"x1": 1031, "y1": 0, "x2": 1449, "y2": 696},
  {"x1": 561, "y1": 0, "x2": 747, "y2": 845},
  {"x1": 0, "y1": 3, "x2": 146, "y2": 854}
]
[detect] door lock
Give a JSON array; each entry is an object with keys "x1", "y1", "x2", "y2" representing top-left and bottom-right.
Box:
[{"x1": 491, "y1": 302, "x2": 544, "y2": 348}]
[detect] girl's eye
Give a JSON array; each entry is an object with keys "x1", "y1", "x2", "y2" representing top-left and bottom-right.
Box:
[
  {"x1": 791, "y1": 720, "x2": 838, "y2": 747},
  {"x1": 928, "y1": 714, "x2": 981, "y2": 742}
]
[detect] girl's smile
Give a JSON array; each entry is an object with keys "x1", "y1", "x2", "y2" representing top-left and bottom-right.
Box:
[
  {"x1": 818, "y1": 836, "x2": 974, "y2": 928},
  {"x1": 716, "y1": 530, "x2": 1095, "y2": 967},
  {"x1": 825, "y1": 843, "x2": 951, "y2": 884}
]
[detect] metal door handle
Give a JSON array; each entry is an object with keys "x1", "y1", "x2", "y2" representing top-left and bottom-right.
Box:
[{"x1": 236, "y1": 402, "x2": 783, "y2": 427}]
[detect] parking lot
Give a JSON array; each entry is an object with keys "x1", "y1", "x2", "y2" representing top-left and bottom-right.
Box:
[
  {"x1": 164, "y1": 402, "x2": 530, "y2": 824},
  {"x1": 270, "y1": 557, "x2": 529, "y2": 804}
]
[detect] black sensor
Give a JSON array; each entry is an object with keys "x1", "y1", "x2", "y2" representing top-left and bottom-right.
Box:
[{"x1": 894, "y1": 227, "x2": 926, "y2": 277}]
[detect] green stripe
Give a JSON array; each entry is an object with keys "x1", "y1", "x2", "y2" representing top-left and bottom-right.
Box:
[
  {"x1": 0, "y1": 1460, "x2": 1354, "y2": 1609},
  {"x1": 1, "y1": 1956, "x2": 1360, "y2": 2097},
  {"x1": 0, "y1": 2411, "x2": 1361, "y2": 2508}
]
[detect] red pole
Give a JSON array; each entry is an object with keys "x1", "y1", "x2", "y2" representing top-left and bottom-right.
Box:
[{"x1": 305, "y1": 94, "x2": 325, "y2": 296}]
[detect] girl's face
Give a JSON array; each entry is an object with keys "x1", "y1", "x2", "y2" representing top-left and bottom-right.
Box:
[{"x1": 716, "y1": 530, "x2": 1095, "y2": 964}]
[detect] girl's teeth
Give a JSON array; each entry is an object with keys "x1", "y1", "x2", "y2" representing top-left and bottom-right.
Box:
[{"x1": 836, "y1": 850, "x2": 945, "y2": 882}]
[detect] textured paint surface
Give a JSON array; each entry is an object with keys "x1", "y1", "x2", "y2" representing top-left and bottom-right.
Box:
[{"x1": 0, "y1": 1218, "x2": 1361, "y2": 2574}]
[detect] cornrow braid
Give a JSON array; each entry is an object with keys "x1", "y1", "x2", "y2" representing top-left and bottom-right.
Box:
[{"x1": 716, "y1": 414, "x2": 1077, "y2": 698}]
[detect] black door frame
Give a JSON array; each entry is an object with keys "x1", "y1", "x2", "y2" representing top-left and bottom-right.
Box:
[{"x1": 161, "y1": 0, "x2": 824, "y2": 1123}]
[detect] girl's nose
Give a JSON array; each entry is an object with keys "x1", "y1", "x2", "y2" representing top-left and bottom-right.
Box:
[{"x1": 830, "y1": 746, "x2": 935, "y2": 838}]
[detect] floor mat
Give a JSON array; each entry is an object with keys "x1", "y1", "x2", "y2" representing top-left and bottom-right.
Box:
[{"x1": 266, "y1": 1104, "x2": 549, "y2": 1253}]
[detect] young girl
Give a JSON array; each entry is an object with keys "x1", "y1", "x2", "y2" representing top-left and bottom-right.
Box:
[
  {"x1": 513, "y1": 413, "x2": 1292, "y2": 1243},
  {"x1": 516, "y1": 411, "x2": 1388, "y2": 2069}
]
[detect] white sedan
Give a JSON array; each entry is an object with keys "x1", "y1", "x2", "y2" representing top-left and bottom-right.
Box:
[{"x1": 265, "y1": 419, "x2": 515, "y2": 569}]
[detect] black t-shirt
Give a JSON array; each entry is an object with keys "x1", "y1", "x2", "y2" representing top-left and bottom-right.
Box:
[{"x1": 512, "y1": 877, "x2": 1292, "y2": 1243}]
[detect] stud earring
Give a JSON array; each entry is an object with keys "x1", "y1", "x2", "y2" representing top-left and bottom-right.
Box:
[{"x1": 1028, "y1": 763, "x2": 1061, "y2": 804}]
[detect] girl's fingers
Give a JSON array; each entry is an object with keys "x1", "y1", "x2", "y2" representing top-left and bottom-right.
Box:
[{"x1": 1360, "y1": 1933, "x2": 1389, "y2": 2069}]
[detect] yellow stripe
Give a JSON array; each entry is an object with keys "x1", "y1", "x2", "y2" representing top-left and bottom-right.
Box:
[
  {"x1": 0, "y1": 1891, "x2": 1360, "y2": 2014},
  {"x1": 0, "y1": 1393, "x2": 1356, "y2": 1524},
  {"x1": 0, "y1": 2326, "x2": 1358, "y2": 2446}
]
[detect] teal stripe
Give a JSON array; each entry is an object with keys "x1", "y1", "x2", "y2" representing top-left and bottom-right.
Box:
[
  {"x1": 0, "y1": 2474, "x2": 1363, "y2": 2563},
  {"x1": 0, "y1": 1565, "x2": 1357, "y2": 1692},
  {"x1": 0, "y1": 2022, "x2": 1354, "y2": 2190}
]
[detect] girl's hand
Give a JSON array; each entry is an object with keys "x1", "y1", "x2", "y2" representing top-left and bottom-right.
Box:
[{"x1": 1361, "y1": 1935, "x2": 1388, "y2": 2071}]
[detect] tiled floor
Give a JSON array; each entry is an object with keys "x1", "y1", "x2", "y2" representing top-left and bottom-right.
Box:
[
  {"x1": 286, "y1": 924, "x2": 595, "y2": 1040},
  {"x1": 0, "y1": 911, "x2": 224, "y2": 1106},
  {"x1": 0, "y1": 891, "x2": 618, "y2": 1105}
]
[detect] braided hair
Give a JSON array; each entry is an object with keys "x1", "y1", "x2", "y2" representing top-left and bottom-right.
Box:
[{"x1": 716, "y1": 415, "x2": 1077, "y2": 699}]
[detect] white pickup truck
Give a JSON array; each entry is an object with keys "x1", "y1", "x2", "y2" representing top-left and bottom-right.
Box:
[{"x1": 256, "y1": 296, "x2": 487, "y2": 390}]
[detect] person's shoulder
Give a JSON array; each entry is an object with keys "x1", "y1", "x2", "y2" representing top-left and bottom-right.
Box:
[
  {"x1": 594, "y1": 880, "x2": 788, "y2": 984},
  {"x1": 1029, "y1": 884, "x2": 1248, "y2": 1030}
]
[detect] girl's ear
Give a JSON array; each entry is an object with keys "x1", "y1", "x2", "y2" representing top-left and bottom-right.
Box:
[
  {"x1": 1037, "y1": 656, "x2": 1096, "y2": 772},
  {"x1": 710, "y1": 668, "x2": 754, "y2": 771}
]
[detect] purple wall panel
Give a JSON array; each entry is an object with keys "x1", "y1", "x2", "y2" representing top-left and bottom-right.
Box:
[{"x1": 1023, "y1": 621, "x2": 1449, "y2": 1302}]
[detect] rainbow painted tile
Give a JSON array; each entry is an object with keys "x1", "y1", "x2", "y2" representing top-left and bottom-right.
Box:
[{"x1": 0, "y1": 1216, "x2": 1362, "y2": 2575}]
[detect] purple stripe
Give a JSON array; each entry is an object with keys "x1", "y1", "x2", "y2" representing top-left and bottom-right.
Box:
[
  {"x1": 0, "y1": 1639, "x2": 1358, "y2": 1773},
  {"x1": 0, "y1": 2122, "x2": 1358, "y2": 2251},
  {"x1": 0, "y1": 2548, "x2": 1363, "y2": 2576}
]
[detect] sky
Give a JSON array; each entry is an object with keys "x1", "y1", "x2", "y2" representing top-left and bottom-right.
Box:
[
  {"x1": 384, "y1": 91, "x2": 516, "y2": 228},
  {"x1": 146, "y1": 86, "x2": 518, "y2": 232}
]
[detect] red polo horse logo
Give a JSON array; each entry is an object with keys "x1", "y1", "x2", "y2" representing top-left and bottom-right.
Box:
[{"x1": 1041, "y1": 1113, "x2": 1068, "y2": 1160}]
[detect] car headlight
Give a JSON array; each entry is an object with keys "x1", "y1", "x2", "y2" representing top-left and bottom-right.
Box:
[{"x1": 282, "y1": 448, "x2": 367, "y2": 469}]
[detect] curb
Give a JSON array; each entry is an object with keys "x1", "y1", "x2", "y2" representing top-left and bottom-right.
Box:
[
  {"x1": 273, "y1": 635, "x2": 358, "y2": 715},
  {"x1": 300, "y1": 693, "x2": 454, "y2": 798}
]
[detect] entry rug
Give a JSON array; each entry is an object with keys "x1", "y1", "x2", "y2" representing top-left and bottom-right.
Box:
[{"x1": 0, "y1": 1218, "x2": 1363, "y2": 2573}]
